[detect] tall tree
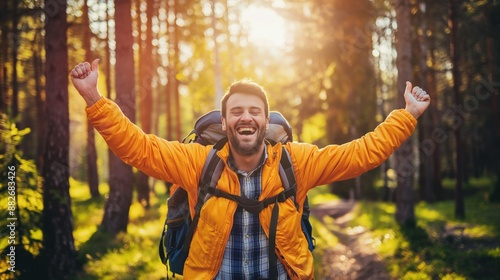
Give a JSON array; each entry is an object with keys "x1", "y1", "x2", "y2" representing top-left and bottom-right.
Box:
[
  {"x1": 425, "y1": 2, "x2": 444, "y2": 201},
  {"x1": 105, "y1": 0, "x2": 113, "y2": 99},
  {"x1": 101, "y1": 0, "x2": 136, "y2": 234},
  {"x1": 165, "y1": 0, "x2": 173, "y2": 140},
  {"x1": 449, "y1": 0, "x2": 465, "y2": 219},
  {"x1": 372, "y1": 11, "x2": 393, "y2": 200},
  {"x1": 394, "y1": 0, "x2": 416, "y2": 226},
  {"x1": 0, "y1": 0, "x2": 9, "y2": 114},
  {"x1": 83, "y1": 0, "x2": 100, "y2": 199},
  {"x1": 136, "y1": 0, "x2": 155, "y2": 208},
  {"x1": 173, "y1": 0, "x2": 181, "y2": 140},
  {"x1": 212, "y1": 0, "x2": 223, "y2": 109},
  {"x1": 10, "y1": 0, "x2": 19, "y2": 118},
  {"x1": 486, "y1": 2, "x2": 500, "y2": 202},
  {"x1": 34, "y1": 30, "x2": 46, "y2": 173},
  {"x1": 165, "y1": 0, "x2": 181, "y2": 140},
  {"x1": 41, "y1": 0, "x2": 77, "y2": 277},
  {"x1": 416, "y1": 1, "x2": 436, "y2": 203}
]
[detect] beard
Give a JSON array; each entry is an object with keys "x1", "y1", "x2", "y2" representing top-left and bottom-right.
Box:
[{"x1": 227, "y1": 125, "x2": 267, "y2": 156}]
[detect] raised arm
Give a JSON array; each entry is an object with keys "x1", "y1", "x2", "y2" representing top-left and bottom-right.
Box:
[
  {"x1": 293, "y1": 82, "x2": 430, "y2": 191},
  {"x1": 69, "y1": 59, "x2": 207, "y2": 190}
]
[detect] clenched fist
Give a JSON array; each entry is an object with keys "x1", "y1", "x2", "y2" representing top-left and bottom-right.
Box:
[
  {"x1": 404, "y1": 81, "x2": 431, "y2": 119},
  {"x1": 70, "y1": 58, "x2": 102, "y2": 106}
]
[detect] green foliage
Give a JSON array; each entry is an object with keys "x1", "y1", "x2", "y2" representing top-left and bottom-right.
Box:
[
  {"x1": 307, "y1": 185, "x2": 341, "y2": 205},
  {"x1": 70, "y1": 179, "x2": 339, "y2": 279},
  {"x1": 350, "y1": 189, "x2": 500, "y2": 280},
  {"x1": 71, "y1": 180, "x2": 170, "y2": 279},
  {"x1": 0, "y1": 115, "x2": 43, "y2": 279},
  {"x1": 68, "y1": 172, "x2": 500, "y2": 280}
]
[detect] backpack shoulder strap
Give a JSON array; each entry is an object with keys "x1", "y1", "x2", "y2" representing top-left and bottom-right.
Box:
[
  {"x1": 278, "y1": 146, "x2": 299, "y2": 209},
  {"x1": 181, "y1": 138, "x2": 227, "y2": 255},
  {"x1": 279, "y1": 145, "x2": 316, "y2": 251},
  {"x1": 196, "y1": 140, "x2": 226, "y2": 211}
]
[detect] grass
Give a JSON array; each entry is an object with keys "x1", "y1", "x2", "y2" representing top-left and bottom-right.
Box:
[
  {"x1": 70, "y1": 178, "x2": 170, "y2": 280},
  {"x1": 348, "y1": 177, "x2": 500, "y2": 280},
  {"x1": 69, "y1": 180, "x2": 341, "y2": 279},
  {"x1": 69, "y1": 178, "x2": 500, "y2": 279}
]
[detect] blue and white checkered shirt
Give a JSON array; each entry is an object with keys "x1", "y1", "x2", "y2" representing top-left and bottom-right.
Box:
[{"x1": 215, "y1": 149, "x2": 288, "y2": 280}]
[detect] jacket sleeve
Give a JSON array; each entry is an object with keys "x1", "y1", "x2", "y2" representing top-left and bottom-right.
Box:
[
  {"x1": 85, "y1": 97, "x2": 207, "y2": 189},
  {"x1": 290, "y1": 109, "x2": 417, "y2": 192}
]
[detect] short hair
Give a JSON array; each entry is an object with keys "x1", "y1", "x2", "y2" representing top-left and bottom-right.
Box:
[{"x1": 220, "y1": 79, "x2": 270, "y2": 118}]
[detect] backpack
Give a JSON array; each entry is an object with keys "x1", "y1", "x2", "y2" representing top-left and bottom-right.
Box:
[{"x1": 158, "y1": 110, "x2": 315, "y2": 278}]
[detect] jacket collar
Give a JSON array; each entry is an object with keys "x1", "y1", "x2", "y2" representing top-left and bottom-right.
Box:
[{"x1": 216, "y1": 140, "x2": 281, "y2": 167}]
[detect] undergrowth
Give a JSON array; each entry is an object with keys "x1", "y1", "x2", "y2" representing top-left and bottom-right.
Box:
[{"x1": 350, "y1": 178, "x2": 500, "y2": 280}]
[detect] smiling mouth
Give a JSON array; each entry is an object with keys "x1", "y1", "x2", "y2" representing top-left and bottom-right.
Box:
[{"x1": 237, "y1": 127, "x2": 256, "y2": 135}]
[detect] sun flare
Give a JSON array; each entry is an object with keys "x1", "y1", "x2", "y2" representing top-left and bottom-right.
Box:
[{"x1": 240, "y1": 5, "x2": 288, "y2": 49}]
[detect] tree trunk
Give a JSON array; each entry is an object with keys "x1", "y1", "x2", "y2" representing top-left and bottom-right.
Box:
[
  {"x1": 101, "y1": 0, "x2": 136, "y2": 234},
  {"x1": 173, "y1": 0, "x2": 181, "y2": 140},
  {"x1": 105, "y1": 0, "x2": 112, "y2": 99},
  {"x1": 136, "y1": 0, "x2": 155, "y2": 208},
  {"x1": 374, "y1": 25, "x2": 392, "y2": 201},
  {"x1": 223, "y1": 0, "x2": 234, "y2": 81},
  {"x1": 449, "y1": 0, "x2": 465, "y2": 219},
  {"x1": 0, "y1": 0, "x2": 9, "y2": 114},
  {"x1": 83, "y1": 0, "x2": 100, "y2": 199},
  {"x1": 212, "y1": 0, "x2": 223, "y2": 109},
  {"x1": 485, "y1": 3, "x2": 500, "y2": 202},
  {"x1": 417, "y1": 2, "x2": 435, "y2": 203},
  {"x1": 166, "y1": 0, "x2": 174, "y2": 140},
  {"x1": 11, "y1": 0, "x2": 19, "y2": 118},
  {"x1": 427, "y1": 27, "x2": 443, "y2": 201},
  {"x1": 349, "y1": 92, "x2": 362, "y2": 199},
  {"x1": 34, "y1": 34, "x2": 46, "y2": 173},
  {"x1": 394, "y1": 0, "x2": 416, "y2": 227},
  {"x1": 42, "y1": 0, "x2": 77, "y2": 277}
]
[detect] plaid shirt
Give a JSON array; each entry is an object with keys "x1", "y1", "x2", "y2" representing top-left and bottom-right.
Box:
[{"x1": 215, "y1": 149, "x2": 288, "y2": 280}]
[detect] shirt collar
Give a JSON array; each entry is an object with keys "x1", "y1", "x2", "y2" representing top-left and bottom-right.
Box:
[{"x1": 228, "y1": 145, "x2": 268, "y2": 177}]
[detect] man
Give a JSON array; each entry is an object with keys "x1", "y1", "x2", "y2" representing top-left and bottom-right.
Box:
[{"x1": 71, "y1": 59, "x2": 430, "y2": 279}]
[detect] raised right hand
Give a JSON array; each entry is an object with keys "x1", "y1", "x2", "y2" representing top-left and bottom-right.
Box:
[
  {"x1": 404, "y1": 81, "x2": 430, "y2": 119},
  {"x1": 70, "y1": 58, "x2": 102, "y2": 106}
]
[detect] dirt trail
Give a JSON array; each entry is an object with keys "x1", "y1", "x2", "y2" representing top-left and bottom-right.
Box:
[{"x1": 311, "y1": 201, "x2": 393, "y2": 280}]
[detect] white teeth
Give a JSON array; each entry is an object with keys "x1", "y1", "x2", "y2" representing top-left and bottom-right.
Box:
[{"x1": 237, "y1": 127, "x2": 255, "y2": 134}]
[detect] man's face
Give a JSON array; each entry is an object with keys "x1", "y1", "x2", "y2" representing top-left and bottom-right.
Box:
[{"x1": 222, "y1": 93, "x2": 269, "y2": 156}]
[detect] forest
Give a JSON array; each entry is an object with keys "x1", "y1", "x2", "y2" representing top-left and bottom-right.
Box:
[{"x1": 1, "y1": 0, "x2": 499, "y2": 279}]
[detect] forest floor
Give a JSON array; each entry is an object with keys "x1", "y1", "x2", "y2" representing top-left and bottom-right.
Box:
[
  {"x1": 65, "y1": 179, "x2": 499, "y2": 280},
  {"x1": 311, "y1": 200, "x2": 393, "y2": 280}
]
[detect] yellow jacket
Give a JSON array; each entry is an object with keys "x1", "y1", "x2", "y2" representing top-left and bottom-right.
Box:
[{"x1": 87, "y1": 97, "x2": 417, "y2": 279}]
